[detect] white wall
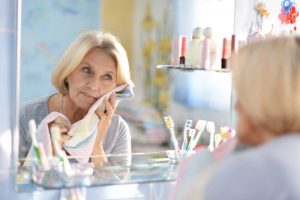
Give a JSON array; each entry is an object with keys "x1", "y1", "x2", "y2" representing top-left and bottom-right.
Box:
[
  {"x1": 235, "y1": 0, "x2": 300, "y2": 41},
  {"x1": 176, "y1": 0, "x2": 235, "y2": 39}
]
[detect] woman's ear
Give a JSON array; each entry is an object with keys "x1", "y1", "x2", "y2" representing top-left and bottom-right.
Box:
[{"x1": 64, "y1": 78, "x2": 69, "y2": 90}]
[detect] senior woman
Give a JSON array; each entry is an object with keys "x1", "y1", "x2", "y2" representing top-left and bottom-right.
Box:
[
  {"x1": 204, "y1": 36, "x2": 300, "y2": 199},
  {"x1": 19, "y1": 31, "x2": 134, "y2": 166},
  {"x1": 173, "y1": 36, "x2": 300, "y2": 200}
]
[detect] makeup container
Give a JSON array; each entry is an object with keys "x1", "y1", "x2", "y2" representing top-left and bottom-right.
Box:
[
  {"x1": 201, "y1": 38, "x2": 210, "y2": 69},
  {"x1": 179, "y1": 36, "x2": 187, "y2": 65},
  {"x1": 221, "y1": 38, "x2": 227, "y2": 69}
]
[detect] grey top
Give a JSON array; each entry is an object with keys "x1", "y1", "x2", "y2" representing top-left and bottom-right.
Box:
[
  {"x1": 205, "y1": 134, "x2": 300, "y2": 200},
  {"x1": 19, "y1": 95, "x2": 131, "y2": 165}
]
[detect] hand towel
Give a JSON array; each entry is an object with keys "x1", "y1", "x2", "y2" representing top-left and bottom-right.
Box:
[{"x1": 26, "y1": 84, "x2": 133, "y2": 164}]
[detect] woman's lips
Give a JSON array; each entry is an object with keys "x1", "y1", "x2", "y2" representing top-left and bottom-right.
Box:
[{"x1": 81, "y1": 92, "x2": 98, "y2": 102}]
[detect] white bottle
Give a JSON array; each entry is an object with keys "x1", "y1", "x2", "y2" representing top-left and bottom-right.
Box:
[
  {"x1": 186, "y1": 27, "x2": 203, "y2": 67},
  {"x1": 201, "y1": 27, "x2": 216, "y2": 69}
]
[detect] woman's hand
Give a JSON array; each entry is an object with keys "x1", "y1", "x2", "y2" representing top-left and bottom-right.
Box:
[
  {"x1": 91, "y1": 93, "x2": 116, "y2": 166},
  {"x1": 48, "y1": 119, "x2": 71, "y2": 155}
]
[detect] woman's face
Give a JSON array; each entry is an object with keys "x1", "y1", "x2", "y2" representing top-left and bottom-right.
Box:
[{"x1": 66, "y1": 48, "x2": 117, "y2": 110}]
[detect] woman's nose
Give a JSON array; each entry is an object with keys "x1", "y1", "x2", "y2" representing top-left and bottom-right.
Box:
[{"x1": 87, "y1": 78, "x2": 101, "y2": 94}]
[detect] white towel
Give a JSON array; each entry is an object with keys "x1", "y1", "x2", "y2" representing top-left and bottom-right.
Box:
[{"x1": 27, "y1": 84, "x2": 132, "y2": 164}]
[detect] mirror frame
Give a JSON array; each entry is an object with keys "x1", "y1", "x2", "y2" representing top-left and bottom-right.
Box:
[{"x1": 15, "y1": 0, "x2": 237, "y2": 192}]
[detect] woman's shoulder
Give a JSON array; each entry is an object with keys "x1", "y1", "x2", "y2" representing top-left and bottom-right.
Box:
[
  {"x1": 205, "y1": 137, "x2": 300, "y2": 199},
  {"x1": 107, "y1": 114, "x2": 130, "y2": 137},
  {"x1": 20, "y1": 95, "x2": 52, "y2": 125},
  {"x1": 111, "y1": 114, "x2": 126, "y2": 122},
  {"x1": 21, "y1": 96, "x2": 50, "y2": 110},
  {"x1": 111, "y1": 114, "x2": 128, "y2": 128},
  {"x1": 213, "y1": 143, "x2": 281, "y2": 176}
]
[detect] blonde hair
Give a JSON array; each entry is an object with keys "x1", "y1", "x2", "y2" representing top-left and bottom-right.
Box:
[
  {"x1": 231, "y1": 36, "x2": 300, "y2": 134},
  {"x1": 52, "y1": 31, "x2": 134, "y2": 94}
]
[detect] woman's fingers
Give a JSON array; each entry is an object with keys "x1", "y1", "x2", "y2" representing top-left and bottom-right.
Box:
[
  {"x1": 95, "y1": 95, "x2": 115, "y2": 119},
  {"x1": 95, "y1": 109, "x2": 107, "y2": 120},
  {"x1": 61, "y1": 132, "x2": 71, "y2": 142},
  {"x1": 103, "y1": 98, "x2": 113, "y2": 117},
  {"x1": 109, "y1": 93, "x2": 116, "y2": 112},
  {"x1": 50, "y1": 122, "x2": 69, "y2": 133},
  {"x1": 49, "y1": 120, "x2": 71, "y2": 147}
]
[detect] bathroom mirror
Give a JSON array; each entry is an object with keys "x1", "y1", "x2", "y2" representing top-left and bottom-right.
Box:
[{"x1": 17, "y1": 0, "x2": 235, "y2": 191}]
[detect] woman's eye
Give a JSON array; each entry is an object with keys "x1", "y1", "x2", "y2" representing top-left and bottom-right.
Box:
[
  {"x1": 82, "y1": 66, "x2": 92, "y2": 74},
  {"x1": 104, "y1": 74, "x2": 112, "y2": 80}
]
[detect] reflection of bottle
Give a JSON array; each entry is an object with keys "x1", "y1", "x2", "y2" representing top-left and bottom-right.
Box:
[
  {"x1": 221, "y1": 38, "x2": 227, "y2": 69},
  {"x1": 202, "y1": 39, "x2": 210, "y2": 69},
  {"x1": 186, "y1": 27, "x2": 203, "y2": 67},
  {"x1": 179, "y1": 36, "x2": 187, "y2": 65},
  {"x1": 201, "y1": 27, "x2": 216, "y2": 69}
]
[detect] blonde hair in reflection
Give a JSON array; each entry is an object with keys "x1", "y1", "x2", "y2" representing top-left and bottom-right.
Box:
[
  {"x1": 52, "y1": 31, "x2": 134, "y2": 95},
  {"x1": 231, "y1": 36, "x2": 300, "y2": 134}
]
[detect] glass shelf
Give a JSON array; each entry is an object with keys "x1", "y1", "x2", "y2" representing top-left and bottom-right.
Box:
[
  {"x1": 156, "y1": 65, "x2": 231, "y2": 73},
  {"x1": 16, "y1": 151, "x2": 180, "y2": 192}
]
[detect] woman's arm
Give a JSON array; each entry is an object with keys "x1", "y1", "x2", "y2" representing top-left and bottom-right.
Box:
[
  {"x1": 92, "y1": 94, "x2": 116, "y2": 166},
  {"x1": 109, "y1": 117, "x2": 131, "y2": 166}
]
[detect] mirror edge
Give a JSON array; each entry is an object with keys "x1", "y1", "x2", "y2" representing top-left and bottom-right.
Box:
[{"x1": 13, "y1": 0, "x2": 22, "y2": 192}]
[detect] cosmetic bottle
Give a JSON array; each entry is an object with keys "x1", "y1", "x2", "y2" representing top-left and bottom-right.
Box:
[
  {"x1": 179, "y1": 36, "x2": 187, "y2": 65},
  {"x1": 201, "y1": 27, "x2": 216, "y2": 69},
  {"x1": 221, "y1": 38, "x2": 227, "y2": 69},
  {"x1": 186, "y1": 27, "x2": 203, "y2": 67}
]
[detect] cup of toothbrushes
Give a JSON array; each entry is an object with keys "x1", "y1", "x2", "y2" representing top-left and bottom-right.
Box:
[
  {"x1": 31, "y1": 158, "x2": 93, "y2": 188},
  {"x1": 166, "y1": 150, "x2": 195, "y2": 163}
]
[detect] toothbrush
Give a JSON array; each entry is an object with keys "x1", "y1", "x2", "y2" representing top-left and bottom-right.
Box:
[
  {"x1": 187, "y1": 129, "x2": 196, "y2": 151},
  {"x1": 188, "y1": 120, "x2": 207, "y2": 151},
  {"x1": 28, "y1": 119, "x2": 41, "y2": 163},
  {"x1": 37, "y1": 143, "x2": 50, "y2": 171},
  {"x1": 182, "y1": 119, "x2": 193, "y2": 151},
  {"x1": 206, "y1": 121, "x2": 216, "y2": 152},
  {"x1": 164, "y1": 116, "x2": 180, "y2": 153},
  {"x1": 214, "y1": 134, "x2": 222, "y2": 149}
]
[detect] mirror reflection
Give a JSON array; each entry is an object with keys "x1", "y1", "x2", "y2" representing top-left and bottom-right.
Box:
[
  {"x1": 18, "y1": 0, "x2": 235, "y2": 190},
  {"x1": 18, "y1": 152, "x2": 177, "y2": 191}
]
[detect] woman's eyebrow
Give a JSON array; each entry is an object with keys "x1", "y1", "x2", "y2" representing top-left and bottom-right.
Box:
[
  {"x1": 81, "y1": 61, "x2": 93, "y2": 67},
  {"x1": 104, "y1": 70, "x2": 116, "y2": 75}
]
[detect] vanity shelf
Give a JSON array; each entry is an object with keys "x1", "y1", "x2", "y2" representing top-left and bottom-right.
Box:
[
  {"x1": 17, "y1": 151, "x2": 179, "y2": 191},
  {"x1": 156, "y1": 65, "x2": 231, "y2": 73}
]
